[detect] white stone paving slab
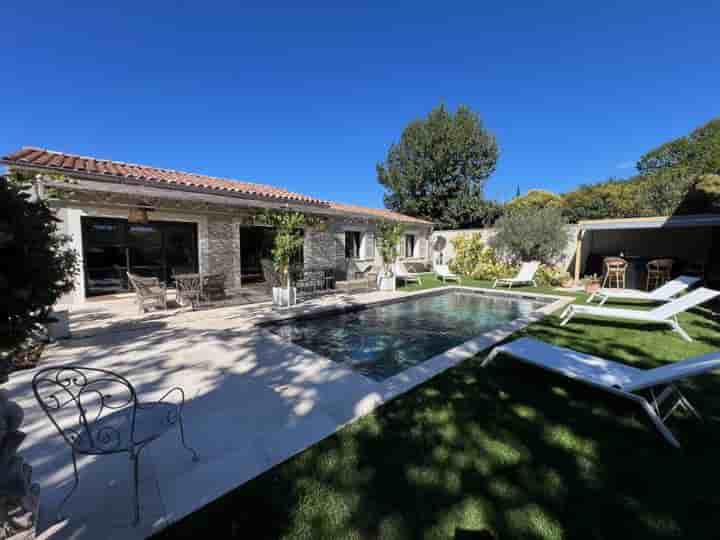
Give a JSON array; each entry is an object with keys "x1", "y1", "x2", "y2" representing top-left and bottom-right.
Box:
[{"x1": 10, "y1": 286, "x2": 571, "y2": 539}]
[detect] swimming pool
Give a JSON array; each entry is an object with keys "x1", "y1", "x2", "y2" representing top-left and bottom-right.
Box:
[{"x1": 265, "y1": 290, "x2": 549, "y2": 381}]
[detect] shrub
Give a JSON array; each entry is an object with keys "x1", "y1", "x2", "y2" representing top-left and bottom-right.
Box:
[
  {"x1": 489, "y1": 207, "x2": 569, "y2": 264},
  {"x1": 534, "y1": 264, "x2": 568, "y2": 287},
  {"x1": 448, "y1": 234, "x2": 513, "y2": 280},
  {"x1": 1, "y1": 173, "x2": 79, "y2": 367}
]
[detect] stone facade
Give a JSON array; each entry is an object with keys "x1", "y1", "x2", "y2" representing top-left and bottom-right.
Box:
[
  {"x1": 206, "y1": 218, "x2": 241, "y2": 289},
  {"x1": 303, "y1": 228, "x2": 336, "y2": 270},
  {"x1": 49, "y1": 199, "x2": 432, "y2": 303}
]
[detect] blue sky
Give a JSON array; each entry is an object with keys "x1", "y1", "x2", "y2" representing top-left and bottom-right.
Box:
[{"x1": 1, "y1": 1, "x2": 719, "y2": 207}]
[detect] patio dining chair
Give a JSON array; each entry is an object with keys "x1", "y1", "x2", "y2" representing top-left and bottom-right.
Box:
[
  {"x1": 647, "y1": 259, "x2": 674, "y2": 291},
  {"x1": 602, "y1": 257, "x2": 628, "y2": 288},
  {"x1": 32, "y1": 366, "x2": 199, "y2": 525},
  {"x1": 126, "y1": 272, "x2": 167, "y2": 314}
]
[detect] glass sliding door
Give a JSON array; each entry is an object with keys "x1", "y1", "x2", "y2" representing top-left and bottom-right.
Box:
[
  {"x1": 81, "y1": 217, "x2": 198, "y2": 296},
  {"x1": 164, "y1": 223, "x2": 198, "y2": 278},
  {"x1": 82, "y1": 218, "x2": 129, "y2": 295},
  {"x1": 240, "y1": 226, "x2": 276, "y2": 283},
  {"x1": 127, "y1": 223, "x2": 164, "y2": 281}
]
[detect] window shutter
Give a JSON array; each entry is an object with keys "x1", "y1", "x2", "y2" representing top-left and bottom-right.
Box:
[
  {"x1": 399, "y1": 237, "x2": 406, "y2": 258},
  {"x1": 364, "y1": 232, "x2": 375, "y2": 259},
  {"x1": 418, "y1": 237, "x2": 427, "y2": 259}
]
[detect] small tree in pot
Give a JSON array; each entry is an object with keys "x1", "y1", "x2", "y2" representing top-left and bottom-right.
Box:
[
  {"x1": 255, "y1": 210, "x2": 323, "y2": 307},
  {"x1": 376, "y1": 221, "x2": 405, "y2": 291}
]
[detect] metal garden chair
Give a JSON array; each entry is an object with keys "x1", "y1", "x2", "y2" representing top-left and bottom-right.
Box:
[{"x1": 32, "y1": 366, "x2": 198, "y2": 525}]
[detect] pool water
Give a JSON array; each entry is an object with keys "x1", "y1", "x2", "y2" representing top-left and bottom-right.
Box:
[{"x1": 266, "y1": 291, "x2": 548, "y2": 381}]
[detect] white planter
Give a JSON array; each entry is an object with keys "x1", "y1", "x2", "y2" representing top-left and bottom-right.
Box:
[
  {"x1": 378, "y1": 275, "x2": 396, "y2": 292},
  {"x1": 272, "y1": 286, "x2": 297, "y2": 308},
  {"x1": 46, "y1": 309, "x2": 70, "y2": 340}
]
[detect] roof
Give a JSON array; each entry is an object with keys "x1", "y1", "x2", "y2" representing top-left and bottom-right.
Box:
[
  {"x1": 578, "y1": 214, "x2": 720, "y2": 231},
  {"x1": 2, "y1": 147, "x2": 430, "y2": 225}
]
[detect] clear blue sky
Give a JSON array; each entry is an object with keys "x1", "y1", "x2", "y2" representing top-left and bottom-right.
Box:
[{"x1": 2, "y1": 1, "x2": 719, "y2": 207}]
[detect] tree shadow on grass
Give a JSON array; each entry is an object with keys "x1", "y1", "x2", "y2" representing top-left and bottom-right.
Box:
[{"x1": 152, "y1": 349, "x2": 720, "y2": 540}]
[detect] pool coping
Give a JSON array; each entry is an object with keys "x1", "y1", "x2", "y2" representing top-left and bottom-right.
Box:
[{"x1": 254, "y1": 285, "x2": 573, "y2": 419}]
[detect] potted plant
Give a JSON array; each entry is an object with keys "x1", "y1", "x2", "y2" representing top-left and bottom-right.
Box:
[
  {"x1": 376, "y1": 221, "x2": 405, "y2": 291},
  {"x1": 256, "y1": 210, "x2": 323, "y2": 308},
  {"x1": 584, "y1": 274, "x2": 601, "y2": 293},
  {"x1": 559, "y1": 272, "x2": 575, "y2": 289}
]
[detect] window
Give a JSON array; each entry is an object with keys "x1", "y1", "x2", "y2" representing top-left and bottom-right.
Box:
[
  {"x1": 405, "y1": 234, "x2": 416, "y2": 258},
  {"x1": 345, "y1": 231, "x2": 361, "y2": 259}
]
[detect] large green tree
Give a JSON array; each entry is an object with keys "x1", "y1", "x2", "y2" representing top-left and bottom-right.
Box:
[
  {"x1": 507, "y1": 189, "x2": 562, "y2": 213},
  {"x1": 637, "y1": 117, "x2": 720, "y2": 177},
  {"x1": 377, "y1": 104, "x2": 499, "y2": 229}
]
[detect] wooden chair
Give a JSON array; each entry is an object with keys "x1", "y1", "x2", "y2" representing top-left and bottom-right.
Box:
[
  {"x1": 646, "y1": 259, "x2": 674, "y2": 291},
  {"x1": 126, "y1": 272, "x2": 167, "y2": 313},
  {"x1": 201, "y1": 273, "x2": 226, "y2": 301},
  {"x1": 602, "y1": 257, "x2": 628, "y2": 289},
  {"x1": 174, "y1": 274, "x2": 201, "y2": 307}
]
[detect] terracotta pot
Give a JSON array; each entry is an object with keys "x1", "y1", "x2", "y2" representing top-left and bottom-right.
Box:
[{"x1": 584, "y1": 281, "x2": 601, "y2": 293}]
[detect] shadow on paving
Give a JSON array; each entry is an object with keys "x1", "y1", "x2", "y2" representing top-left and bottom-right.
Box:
[{"x1": 151, "y1": 321, "x2": 720, "y2": 539}]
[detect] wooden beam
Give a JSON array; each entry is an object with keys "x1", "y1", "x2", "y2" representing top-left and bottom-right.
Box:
[{"x1": 574, "y1": 228, "x2": 585, "y2": 283}]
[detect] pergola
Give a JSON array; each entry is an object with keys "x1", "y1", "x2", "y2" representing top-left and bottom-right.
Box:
[{"x1": 573, "y1": 213, "x2": 720, "y2": 283}]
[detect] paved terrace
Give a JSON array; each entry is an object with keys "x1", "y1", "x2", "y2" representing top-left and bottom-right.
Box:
[{"x1": 13, "y1": 287, "x2": 570, "y2": 540}]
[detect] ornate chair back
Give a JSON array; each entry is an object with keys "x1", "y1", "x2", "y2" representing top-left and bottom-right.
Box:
[{"x1": 32, "y1": 367, "x2": 139, "y2": 455}]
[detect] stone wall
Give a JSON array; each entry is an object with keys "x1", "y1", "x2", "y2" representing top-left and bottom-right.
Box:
[
  {"x1": 206, "y1": 217, "x2": 240, "y2": 288},
  {"x1": 304, "y1": 229, "x2": 336, "y2": 269}
]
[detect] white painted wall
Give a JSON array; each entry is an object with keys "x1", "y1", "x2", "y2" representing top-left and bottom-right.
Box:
[{"x1": 51, "y1": 202, "x2": 209, "y2": 304}]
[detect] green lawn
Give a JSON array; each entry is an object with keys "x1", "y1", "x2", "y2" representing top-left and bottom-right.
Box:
[{"x1": 155, "y1": 279, "x2": 720, "y2": 540}]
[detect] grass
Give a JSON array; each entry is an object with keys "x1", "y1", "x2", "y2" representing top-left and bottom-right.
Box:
[{"x1": 154, "y1": 278, "x2": 720, "y2": 540}]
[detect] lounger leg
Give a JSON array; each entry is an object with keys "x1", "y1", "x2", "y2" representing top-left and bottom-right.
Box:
[
  {"x1": 586, "y1": 292, "x2": 597, "y2": 304},
  {"x1": 670, "y1": 317, "x2": 692, "y2": 342},
  {"x1": 599, "y1": 295, "x2": 609, "y2": 306},
  {"x1": 493, "y1": 279, "x2": 498, "y2": 288},
  {"x1": 559, "y1": 307, "x2": 574, "y2": 326},
  {"x1": 638, "y1": 398, "x2": 681, "y2": 448},
  {"x1": 481, "y1": 348, "x2": 502, "y2": 367},
  {"x1": 531, "y1": 280, "x2": 537, "y2": 287}
]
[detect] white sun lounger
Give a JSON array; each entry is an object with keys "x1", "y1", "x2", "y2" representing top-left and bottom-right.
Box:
[
  {"x1": 560, "y1": 287, "x2": 719, "y2": 342},
  {"x1": 587, "y1": 275, "x2": 700, "y2": 305},
  {"x1": 434, "y1": 265, "x2": 461, "y2": 283},
  {"x1": 493, "y1": 261, "x2": 540, "y2": 288},
  {"x1": 483, "y1": 337, "x2": 720, "y2": 447},
  {"x1": 394, "y1": 261, "x2": 423, "y2": 285}
]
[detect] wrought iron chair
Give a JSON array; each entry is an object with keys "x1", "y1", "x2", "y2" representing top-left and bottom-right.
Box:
[{"x1": 32, "y1": 366, "x2": 198, "y2": 525}]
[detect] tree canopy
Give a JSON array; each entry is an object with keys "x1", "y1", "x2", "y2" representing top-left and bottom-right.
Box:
[
  {"x1": 377, "y1": 104, "x2": 499, "y2": 229},
  {"x1": 506, "y1": 189, "x2": 562, "y2": 212},
  {"x1": 490, "y1": 207, "x2": 569, "y2": 264},
  {"x1": 559, "y1": 117, "x2": 720, "y2": 221}
]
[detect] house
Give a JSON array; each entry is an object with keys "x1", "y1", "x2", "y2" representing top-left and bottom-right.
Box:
[{"x1": 1, "y1": 147, "x2": 432, "y2": 304}]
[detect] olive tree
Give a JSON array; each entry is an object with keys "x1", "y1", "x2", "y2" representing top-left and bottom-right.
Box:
[{"x1": 490, "y1": 207, "x2": 569, "y2": 264}]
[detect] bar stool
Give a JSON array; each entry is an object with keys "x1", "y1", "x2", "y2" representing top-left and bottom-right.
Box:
[
  {"x1": 602, "y1": 257, "x2": 628, "y2": 288},
  {"x1": 646, "y1": 259, "x2": 673, "y2": 290}
]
